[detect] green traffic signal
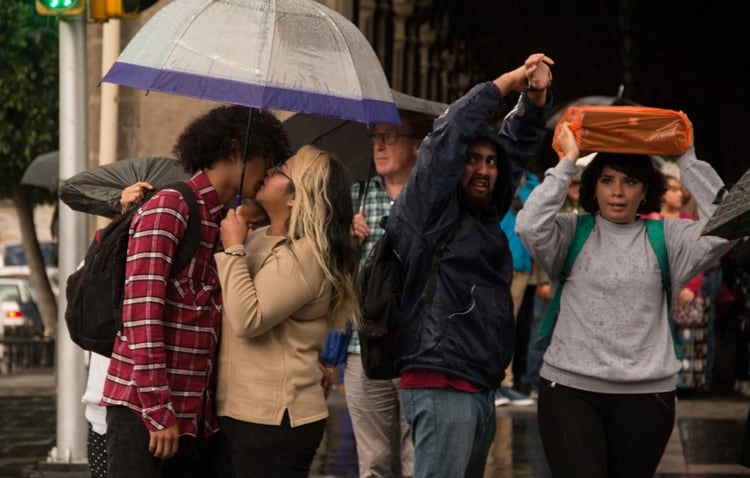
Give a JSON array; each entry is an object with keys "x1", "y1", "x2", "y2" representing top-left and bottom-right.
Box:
[
  {"x1": 44, "y1": 0, "x2": 74, "y2": 8},
  {"x1": 35, "y1": 0, "x2": 85, "y2": 16}
]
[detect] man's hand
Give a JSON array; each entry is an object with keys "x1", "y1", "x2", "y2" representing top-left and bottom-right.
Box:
[
  {"x1": 493, "y1": 53, "x2": 554, "y2": 96},
  {"x1": 149, "y1": 426, "x2": 179, "y2": 459},
  {"x1": 350, "y1": 212, "x2": 370, "y2": 247},
  {"x1": 120, "y1": 181, "x2": 154, "y2": 213},
  {"x1": 525, "y1": 54, "x2": 553, "y2": 92}
]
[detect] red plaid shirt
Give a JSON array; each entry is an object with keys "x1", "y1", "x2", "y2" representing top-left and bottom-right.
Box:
[{"x1": 102, "y1": 171, "x2": 224, "y2": 436}]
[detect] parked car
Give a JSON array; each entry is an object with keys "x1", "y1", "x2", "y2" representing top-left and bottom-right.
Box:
[
  {"x1": 0, "y1": 265, "x2": 59, "y2": 296},
  {"x1": 0, "y1": 277, "x2": 45, "y2": 337},
  {"x1": 0, "y1": 241, "x2": 58, "y2": 267}
]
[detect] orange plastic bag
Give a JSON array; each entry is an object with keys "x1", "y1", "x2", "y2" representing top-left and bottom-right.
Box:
[{"x1": 552, "y1": 105, "x2": 693, "y2": 158}]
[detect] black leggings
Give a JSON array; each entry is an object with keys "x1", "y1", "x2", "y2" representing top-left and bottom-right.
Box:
[
  {"x1": 537, "y1": 378, "x2": 675, "y2": 478},
  {"x1": 219, "y1": 412, "x2": 325, "y2": 478}
]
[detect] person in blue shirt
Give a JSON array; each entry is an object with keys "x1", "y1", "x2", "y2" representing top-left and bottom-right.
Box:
[{"x1": 495, "y1": 169, "x2": 539, "y2": 406}]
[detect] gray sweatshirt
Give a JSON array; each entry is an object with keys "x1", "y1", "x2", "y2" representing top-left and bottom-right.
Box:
[{"x1": 516, "y1": 149, "x2": 734, "y2": 393}]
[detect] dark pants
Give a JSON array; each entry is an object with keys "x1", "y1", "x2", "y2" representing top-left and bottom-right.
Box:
[
  {"x1": 537, "y1": 378, "x2": 675, "y2": 478},
  {"x1": 106, "y1": 405, "x2": 232, "y2": 478},
  {"x1": 219, "y1": 412, "x2": 326, "y2": 478}
]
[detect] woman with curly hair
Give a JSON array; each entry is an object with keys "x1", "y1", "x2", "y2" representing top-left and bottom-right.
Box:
[
  {"x1": 214, "y1": 145, "x2": 360, "y2": 477},
  {"x1": 516, "y1": 123, "x2": 735, "y2": 478}
]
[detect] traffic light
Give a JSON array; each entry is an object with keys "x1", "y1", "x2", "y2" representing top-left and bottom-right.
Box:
[
  {"x1": 35, "y1": 0, "x2": 86, "y2": 16},
  {"x1": 90, "y1": 0, "x2": 160, "y2": 22}
]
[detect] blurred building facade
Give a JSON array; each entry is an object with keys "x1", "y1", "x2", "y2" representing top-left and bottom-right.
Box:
[{"x1": 83, "y1": 0, "x2": 748, "y2": 183}]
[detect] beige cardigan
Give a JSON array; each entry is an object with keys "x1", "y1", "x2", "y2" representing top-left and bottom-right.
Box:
[{"x1": 214, "y1": 227, "x2": 332, "y2": 427}]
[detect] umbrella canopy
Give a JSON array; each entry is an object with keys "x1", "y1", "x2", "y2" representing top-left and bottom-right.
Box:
[
  {"x1": 283, "y1": 90, "x2": 447, "y2": 182},
  {"x1": 21, "y1": 151, "x2": 59, "y2": 191},
  {"x1": 59, "y1": 157, "x2": 190, "y2": 217},
  {"x1": 701, "y1": 167, "x2": 750, "y2": 240},
  {"x1": 101, "y1": 0, "x2": 399, "y2": 126}
]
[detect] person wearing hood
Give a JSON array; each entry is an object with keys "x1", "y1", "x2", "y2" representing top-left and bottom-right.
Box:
[{"x1": 385, "y1": 53, "x2": 553, "y2": 478}]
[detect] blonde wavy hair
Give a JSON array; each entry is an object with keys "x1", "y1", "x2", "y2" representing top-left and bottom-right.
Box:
[{"x1": 286, "y1": 145, "x2": 360, "y2": 330}]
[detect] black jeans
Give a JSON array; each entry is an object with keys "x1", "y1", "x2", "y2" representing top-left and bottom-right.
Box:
[
  {"x1": 106, "y1": 405, "x2": 233, "y2": 478},
  {"x1": 219, "y1": 412, "x2": 326, "y2": 478},
  {"x1": 537, "y1": 378, "x2": 675, "y2": 478}
]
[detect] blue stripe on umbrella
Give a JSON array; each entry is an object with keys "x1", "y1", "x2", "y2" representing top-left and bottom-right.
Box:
[{"x1": 102, "y1": 62, "x2": 401, "y2": 126}]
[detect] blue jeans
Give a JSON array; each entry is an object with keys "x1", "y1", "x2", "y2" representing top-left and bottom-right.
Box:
[
  {"x1": 702, "y1": 268, "x2": 722, "y2": 391},
  {"x1": 399, "y1": 387, "x2": 495, "y2": 478},
  {"x1": 520, "y1": 295, "x2": 552, "y2": 390}
]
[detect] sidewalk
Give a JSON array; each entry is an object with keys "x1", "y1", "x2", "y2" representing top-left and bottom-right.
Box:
[
  {"x1": 1, "y1": 368, "x2": 749, "y2": 477},
  {"x1": 0, "y1": 367, "x2": 55, "y2": 397}
]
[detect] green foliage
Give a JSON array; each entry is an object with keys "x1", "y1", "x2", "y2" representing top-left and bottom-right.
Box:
[{"x1": 0, "y1": 1, "x2": 59, "y2": 199}]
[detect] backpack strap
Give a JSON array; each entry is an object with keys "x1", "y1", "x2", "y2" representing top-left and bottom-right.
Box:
[
  {"x1": 541, "y1": 214, "x2": 595, "y2": 337},
  {"x1": 645, "y1": 219, "x2": 680, "y2": 356},
  {"x1": 423, "y1": 210, "x2": 465, "y2": 305},
  {"x1": 542, "y1": 216, "x2": 677, "y2": 354},
  {"x1": 166, "y1": 181, "x2": 201, "y2": 274},
  {"x1": 645, "y1": 219, "x2": 670, "y2": 298}
]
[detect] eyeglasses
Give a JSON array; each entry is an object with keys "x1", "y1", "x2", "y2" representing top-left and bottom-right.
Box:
[
  {"x1": 369, "y1": 132, "x2": 412, "y2": 146},
  {"x1": 270, "y1": 164, "x2": 295, "y2": 191}
]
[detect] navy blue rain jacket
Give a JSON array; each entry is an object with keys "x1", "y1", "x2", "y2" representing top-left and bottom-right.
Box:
[{"x1": 387, "y1": 82, "x2": 551, "y2": 389}]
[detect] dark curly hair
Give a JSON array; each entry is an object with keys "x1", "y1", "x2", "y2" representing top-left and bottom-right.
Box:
[
  {"x1": 173, "y1": 106, "x2": 290, "y2": 173},
  {"x1": 579, "y1": 152, "x2": 666, "y2": 216}
]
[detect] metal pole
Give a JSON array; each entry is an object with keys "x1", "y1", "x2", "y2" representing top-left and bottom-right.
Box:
[
  {"x1": 49, "y1": 13, "x2": 89, "y2": 465},
  {"x1": 95, "y1": 19, "x2": 121, "y2": 231}
]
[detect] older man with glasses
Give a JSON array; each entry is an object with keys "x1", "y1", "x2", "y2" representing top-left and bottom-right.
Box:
[{"x1": 321, "y1": 109, "x2": 435, "y2": 478}]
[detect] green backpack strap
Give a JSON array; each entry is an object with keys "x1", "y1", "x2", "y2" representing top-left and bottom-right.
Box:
[
  {"x1": 645, "y1": 219, "x2": 670, "y2": 299},
  {"x1": 541, "y1": 214, "x2": 594, "y2": 337},
  {"x1": 542, "y1": 216, "x2": 678, "y2": 355},
  {"x1": 645, "y1": 219, "x2": 679, "y2": 356}
]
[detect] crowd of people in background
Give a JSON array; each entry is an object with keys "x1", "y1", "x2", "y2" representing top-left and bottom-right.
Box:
[{"x1": 69, "y1": 51, "x2": 750, "y2": 478}]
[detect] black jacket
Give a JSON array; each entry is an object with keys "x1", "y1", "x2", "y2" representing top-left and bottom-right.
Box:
[{"x1": 387, "y1": 82, "x2": 551, "y2": 389}]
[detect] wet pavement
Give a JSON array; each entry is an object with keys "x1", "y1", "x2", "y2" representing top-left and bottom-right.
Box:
[{"x1": 1, "y1": 369, "x2": 749, "y2": 477}]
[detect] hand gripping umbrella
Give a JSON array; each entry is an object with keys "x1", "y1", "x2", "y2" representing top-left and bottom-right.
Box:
[{"x1": 59, "y1": 157, "x2": 189, "y2": 217}]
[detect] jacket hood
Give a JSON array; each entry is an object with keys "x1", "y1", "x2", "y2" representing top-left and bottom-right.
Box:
[{"x1": 469, "y1": 122, "x2": 516, "y2": 218}]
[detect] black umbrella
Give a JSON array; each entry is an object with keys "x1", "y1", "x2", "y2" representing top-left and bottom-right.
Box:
[
  {"x1": 21, "y1": 150, "x2": 59, "y2": 191},
  {"x1": 701, "y1": 167, "x2": 750, "y2": 240},
  {"x1": 59, "y1": 157, "x2": 190, "y2": 217},
  {"x1": 283, "y1": 90, "x2": 447, "y2": 182}
]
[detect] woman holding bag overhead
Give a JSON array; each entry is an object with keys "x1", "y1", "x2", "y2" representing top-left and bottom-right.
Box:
[
  {"x1": 215, "y1": 145, "x2": 360, "y2": 477},
  {"x1": 516, "y1": 123, "x2": 735, "y2": 477}
]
